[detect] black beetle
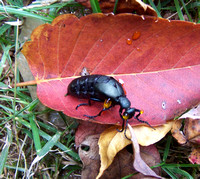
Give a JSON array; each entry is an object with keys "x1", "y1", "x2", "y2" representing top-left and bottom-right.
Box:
[{"x1": 66, "y1": 75, "x2": 153, "y2": 138}]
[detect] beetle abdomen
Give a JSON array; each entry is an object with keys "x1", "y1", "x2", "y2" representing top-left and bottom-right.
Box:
[{"x1": 67, "y1": 75, "x2": 126, "y2": 102}]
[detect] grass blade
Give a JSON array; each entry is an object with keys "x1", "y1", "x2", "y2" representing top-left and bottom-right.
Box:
[
  {"x1": 162, "y1": 167, "x2": 178, "y2": 178},
  {"x1": 180, "y1": 0, "x2": 192, "y2": 22},
  {"x1": 0, "y1": 124, "x2": 12, "y2": 175},
  {"x1": 163, "y1": 135, "x2": 171, "y2": 162},
  {"x1": 171, "y1": 168, "x2": 194, "y2": 178},
  {"x1": 113, "y1": 0, "x2": 119, "y2": 14},
  {"x1": 90, "y1": 0, "x2": 101, "y2": 13},
  {"x1": 15, "y1": 117, "x2": 80, "y2": 161},
  {"x1": 39, "y1": 130, "x2": 80, "y2": 161},
  {"x1": 174, "y1": 0, "x2": 185, "y2": 20},
  {"x1": 148, "y1": 0, "x2": 162, "y2": 17},
  {"x1": 0, "y1": 6, "x2": 53, "y2": 22},
  {"x1": 38, "y1": 131, "x2": 61, "y2": 157},
  {"x1": 29, "y1": 114, "x2": 41, "y2": 153},
  {"x1": 161, "y1": 163, "x2": 200, "y2": 168},
  {"x1": 0, "y1": 24, "x2": 11, "y2": 36},
  {"x1": 27, "y1": 131, "x2": 62, "y2": 178},
  {"x1": 5, "y1": 165, "x2": 25, "y2": 172},
  {"x1": 0, "y1": 45, "x2": 11, "y2": 77}
]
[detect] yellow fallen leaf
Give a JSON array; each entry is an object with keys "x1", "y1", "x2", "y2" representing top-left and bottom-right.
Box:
[{"x1": 97, "y1": 121, "x2": 174, "y2": 178}]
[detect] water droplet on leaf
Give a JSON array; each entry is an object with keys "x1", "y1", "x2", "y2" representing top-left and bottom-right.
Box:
[
  {"x1": 132, "y1": 31, "x2": 141, "y2": 40},
  {"x1": 126, "y1": 38, "x2": 132, "y2": 45}
]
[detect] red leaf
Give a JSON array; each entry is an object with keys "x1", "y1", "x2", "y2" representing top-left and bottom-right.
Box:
[{"x1": 22, "y1": 14, "x2": 200, "y2": 127}]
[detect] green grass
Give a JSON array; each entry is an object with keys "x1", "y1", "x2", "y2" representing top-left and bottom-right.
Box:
[
  {"x1": 146, "y1": 0, "x2": 199, "y2": 22},
  {"x1": 90, "y1": 0, "x2": 102, "y2": 13},
  {"x1": 0, "y1": 0, "x2": 199, "y2": 178},
  {"x1": 0, "y1": 1, "x2": 83, "y2": 178},
  {"x1": 123, "y1": 134, "x2": 200, "y2": 178},
  {"x1": 156, "y1": 135, "x2": 198, "y2": 178}
]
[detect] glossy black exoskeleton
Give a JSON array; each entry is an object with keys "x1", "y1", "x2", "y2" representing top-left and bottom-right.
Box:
[{"x1": 66, "y1": 75, "x2": 153, "y2": 138}]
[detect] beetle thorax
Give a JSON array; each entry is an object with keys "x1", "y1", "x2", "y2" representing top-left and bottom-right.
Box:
[{"x1": 118, "y1": 96, "x2": 131, "y2": 109}]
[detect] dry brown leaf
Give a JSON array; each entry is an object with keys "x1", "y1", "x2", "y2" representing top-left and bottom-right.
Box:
[
  {"x1": 79, "y1": 135, "x2": 101, "y2": 179},
  {"x1": 97, "y1": 121, "x2": 173, "y2": 178},
  {"x1": 172, "y1": 105, "x2": 200, "y2": 164},
  {"x1": 171, "y1": 119, "x2": 187, "y2": 144},
  {"x1": 184, "y1": 118, "x2": 200, "y2": 145},
  {"x1": 179, "y1": 104, "x2": 200, "y2": 119},
  {"x1": 188, "y1": 148, "x2": 200, "y2": 164},
  {"x1": 97, "y1": 126, "x2": 130, "y2": 179},
  {"x1": 172, "y1": 104, "x2": 200, "y2": 145},
  {"x1": 102, "y1": 145, "x2": 161, "y2": 178},
  {"x1": 75, "y1": 121, "x2": 110, "y2": 147},
  {"x1": 128, "y1": 124, "x2": 162, "y2": 178},
  {"x1": 79, "y1": 133, "x2": 161, "y2": 178},
  {"x1": 172, "y1": 117, "x2": 200, "y2": 164}
]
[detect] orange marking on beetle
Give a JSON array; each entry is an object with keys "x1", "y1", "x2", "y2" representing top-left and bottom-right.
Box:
[
  {"x1": 122, "y1": 84, "x2": 127, "y2": 95},
  {"x1": 118, "y1": 79, "x2": 127, "y2": 95},
  {"x1": 103, "y1": 99, "x2": 112, "y2": 109}
]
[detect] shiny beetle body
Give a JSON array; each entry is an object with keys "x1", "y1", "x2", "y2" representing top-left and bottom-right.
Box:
[
  {"x1": 67, "y1": 75, "x2": 130, "y2": 111},
  {"x1": 66, "y1": 75, "x2": 153, "y2": 137}
]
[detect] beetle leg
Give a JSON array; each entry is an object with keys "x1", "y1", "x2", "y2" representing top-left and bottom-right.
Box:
[
  {"x1": 117, "y1": 108, "x2": 125, "y2": 132},
  {"x1": 124, "y1": 119, "x2": 131, "y2": 140},
  {"x1": 119, "y1": 108, "x2": 123, "y2": 120},
  {"x1": 117, "y1": 118, "x2": 125, "y2": 132},
  {"x1": 76, "y1": 99, "x2": 91, "y2": 110},
  {"x1": 116, "y1": 118, "x2": 131, "y2": 140},
  {"x1": 84, "y1": 105, "x2": 113, "y2": 119}
]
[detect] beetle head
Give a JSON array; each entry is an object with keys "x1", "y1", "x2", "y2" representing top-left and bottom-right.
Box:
[
  {"x1": 122, "y1": 108, "x2": 135, "y2": 120},
  {"x1": 122, "y1": 108, "x2": 144, "y2": 120}
]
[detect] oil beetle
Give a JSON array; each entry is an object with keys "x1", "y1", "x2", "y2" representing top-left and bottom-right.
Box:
[{"x1": 66, "y1": 75, "x2": 154, "y2": 138}]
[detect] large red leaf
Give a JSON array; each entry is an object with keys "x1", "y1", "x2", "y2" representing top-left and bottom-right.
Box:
[{"x1": 22, "y1": 13, "x2": 200, "y2": 127}]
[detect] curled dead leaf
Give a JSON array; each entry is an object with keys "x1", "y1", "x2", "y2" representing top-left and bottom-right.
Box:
[
  {"x1": 184, "y1": 118, "x2": 200, "y2": 145},
  {"x1": 128, "y1": 124, "x2": 162, "y2": 178},
  {"x1": 171, "y1": 119, "x2": 187, "y2": 144},
  {"x1": 125, "y1": 121, "x2": 174, "y2": 146},
  {"x1": 172, "y1": 104, "x2": 200, "y2": 164},
  {"x1": 97, "y1": 121, "x2": 173, "y2": 178},
  {"x1": 179, "y1": 104, "x2": 200, "y2": 120},
  {"x1": 79, "y1": 132, "x2": 161, "y2": 178},
  {"x1": 172, "y1": 104, "x2": 200, "y2": 145},
  {"x1": 79, "y1": 135, "x2": 101, "y2": 179}
]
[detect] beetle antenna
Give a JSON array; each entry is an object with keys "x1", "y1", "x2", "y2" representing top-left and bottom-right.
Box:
[{"x1": 135, "y1": 113, "x2": 155, "y2": 130}]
